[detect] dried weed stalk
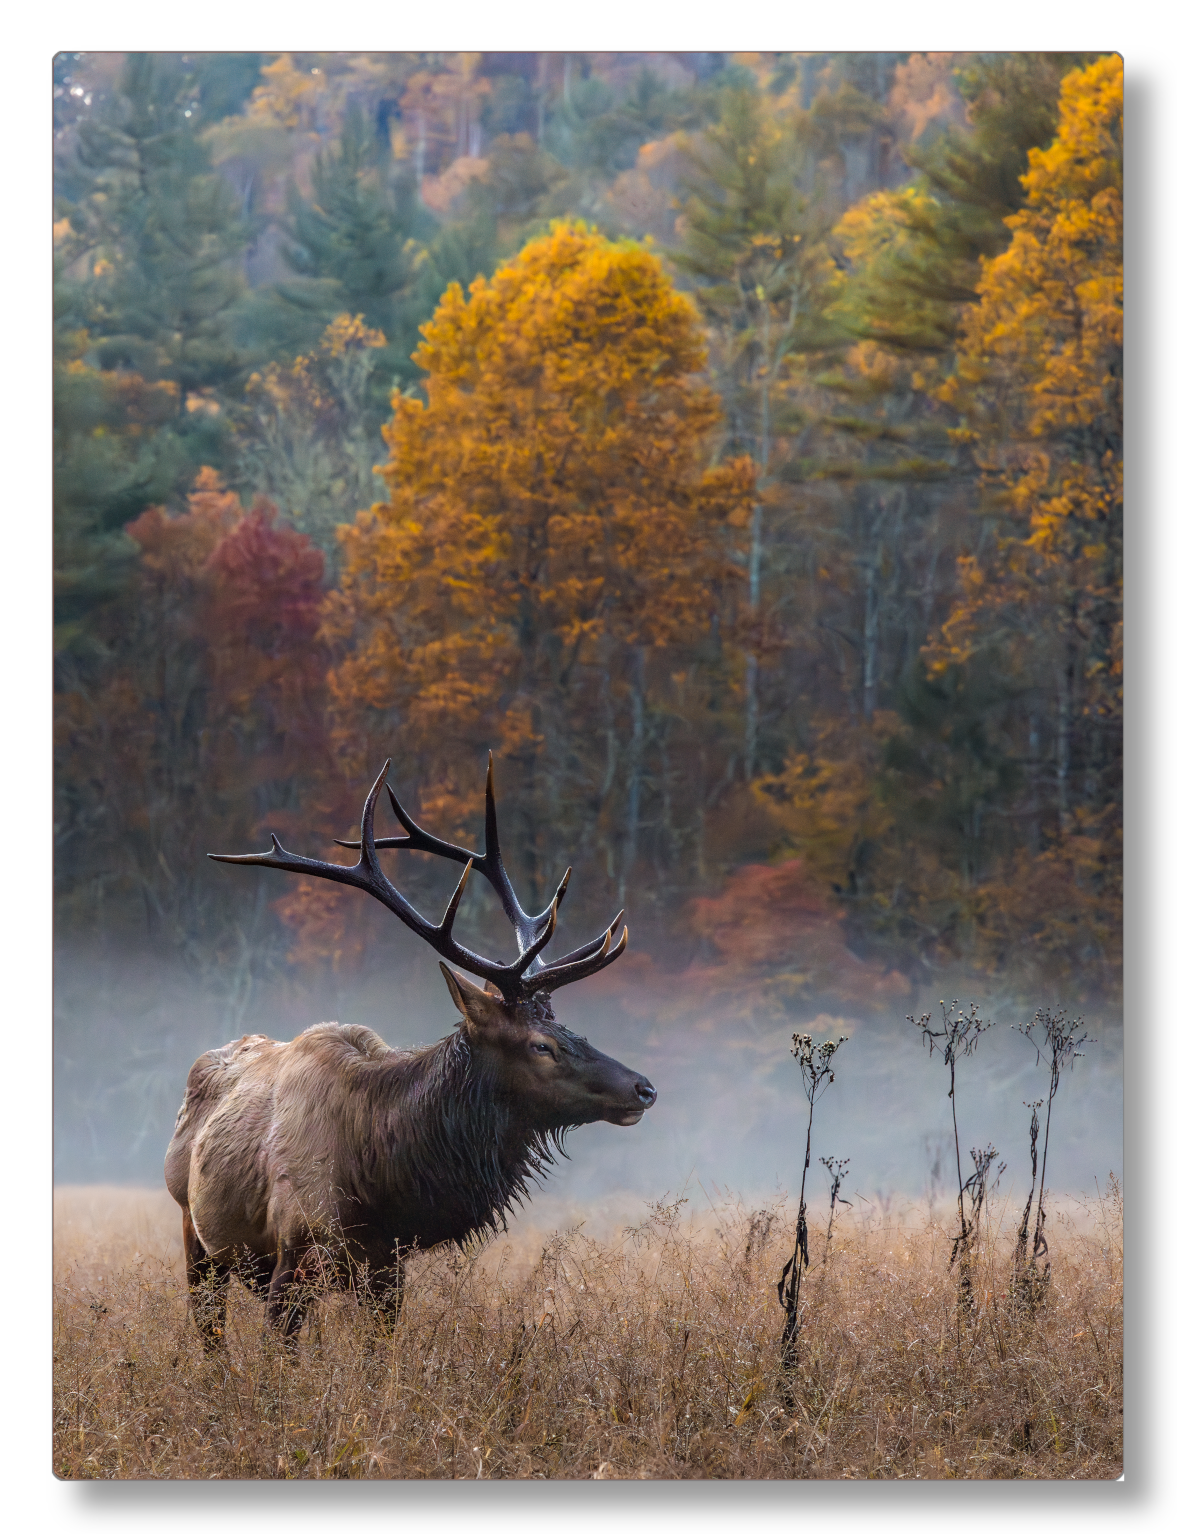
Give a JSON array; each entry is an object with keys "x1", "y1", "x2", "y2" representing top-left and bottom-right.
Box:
[
  {"x1": 776, "y1": 1033, "x2": 846, "y2": 1387},
  {"x1": 1012, "y1": 1099, "x2": 1043, "y2": 1310},
  {"x1": 820, "y1": 1157, "x2": 850, "y2": 1263},
  {"x1": 909, "y1": 1000, "x2": 993, "y2": 1315},
  {"x1": 1012, "y1": 1008, "x2": 1091, "y2": 1309},
  {"x1": 952, "y1": 1144, "x2": 1004, "y2": 1284}
]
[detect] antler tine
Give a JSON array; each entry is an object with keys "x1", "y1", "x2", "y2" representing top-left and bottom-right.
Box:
[
  {"x1": 358, "y1": 758, "x2": 391, "y2": 871},
  {"x1": 540, "y1": 909, "x2": 624, "y2": 971},
  {"x1": 523, "y1": 923, "x2": 628, "y2": 997},
  {"x1": 384, "y1": 780, "x2": 422, "y2": 840},
  {"x1": 482, "y1": 752, "x2": 522, "y2": 916},
  {"x1": 439, "y1": 860, "x2": 474, "y2": 938},
  {"x1": 210, "y1": 762, "x2": 519, "y2": 992},
  {"x1": 209, "y1": 761, "x2": 395, "y2": 880},
  {"x1": 333, "y1": 782, "x2": 476, "y2": 863},
  {"x1": 479, "y1": 751, "x2": 555, "y2": 960}
]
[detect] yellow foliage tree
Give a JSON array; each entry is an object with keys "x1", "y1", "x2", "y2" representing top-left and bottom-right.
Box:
[
  {"x1": 322, "y1": 222, "x2": 754, "y2": 910},
  {"x1": 246, "y1": 53, "x2": 328, "y2": 131},
  {"x1": 930, "y1": 55, "x2": 1122, "y2": 986}
]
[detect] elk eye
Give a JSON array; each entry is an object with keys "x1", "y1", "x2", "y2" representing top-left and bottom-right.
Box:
[{"x1": 530, "y1": 1041, "x2": 553, "y2": 1056}]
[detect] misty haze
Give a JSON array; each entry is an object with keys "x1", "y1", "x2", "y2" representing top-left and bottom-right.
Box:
[{"x1": 54, "y1": 920, "x2": 1121, "y2": 1213}]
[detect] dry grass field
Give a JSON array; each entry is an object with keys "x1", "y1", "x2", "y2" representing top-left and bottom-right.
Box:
[{"x1": 53, "y1": 1181, "x2": 1122, "y2": 1481}]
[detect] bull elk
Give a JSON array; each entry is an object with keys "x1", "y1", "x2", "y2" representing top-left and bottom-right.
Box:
[{"x1": 164, "y1": 756, "x2": 655, "y2": 1349}]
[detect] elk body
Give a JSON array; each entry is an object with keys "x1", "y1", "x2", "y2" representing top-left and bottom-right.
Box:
[{"x1": 164, "y1": 758, "x2": 655, "y2": 1349}]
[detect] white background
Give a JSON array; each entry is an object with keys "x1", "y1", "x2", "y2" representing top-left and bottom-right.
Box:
[{"x1": 6, "y1": 4, "x2": 1165, "y2": 1528}]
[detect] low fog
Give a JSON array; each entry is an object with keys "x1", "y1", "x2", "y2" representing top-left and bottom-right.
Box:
[{"x1": 55, "y1": 925, "x2": 1122, "y2": 1225}]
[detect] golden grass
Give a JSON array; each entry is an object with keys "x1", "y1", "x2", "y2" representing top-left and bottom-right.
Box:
[{"x1": 53, "y1": 1183, "x2": 1122, "y2": 1480}]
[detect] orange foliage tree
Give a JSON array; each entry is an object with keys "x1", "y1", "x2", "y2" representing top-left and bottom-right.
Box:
[
  {"x1": 321, "y1": 222, "x2": 755, "y2": 920},
  {"x1": 684, "y1": 859, "x2": 909, "y2": 1021},
  {"x1": 55, "y1": 470, "x2": 333, "y2": 986}
]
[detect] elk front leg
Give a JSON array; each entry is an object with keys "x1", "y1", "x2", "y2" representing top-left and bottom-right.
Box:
[
  {"x1": 265, "y1": 1240, "x2": 313, "y2": 1345},
  {"x1": 370, "y1": 1257, "x2": 404, "y2": 1339},
  {"x1": 182, "y1": 1208, "x2": 230, "y2": 1353}
]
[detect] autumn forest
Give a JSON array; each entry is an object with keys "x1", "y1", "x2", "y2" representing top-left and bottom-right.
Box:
[{"x1": 53, "y1": 51, "x2": 1122, "y2": 1177}]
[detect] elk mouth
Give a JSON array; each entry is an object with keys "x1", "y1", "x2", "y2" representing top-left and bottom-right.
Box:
[
  {"x1": 602, "y1": 1077, "x2": 655, "y2": 1126},
  {"x1": 605, "y1": 1107, "x2": 645, "y2": 1127}
]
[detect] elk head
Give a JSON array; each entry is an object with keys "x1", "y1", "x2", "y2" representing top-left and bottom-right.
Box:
[
  {"x1": 439, "y1": 965, "x2": 655, "y2": 1130},
  {"x1": 209, "y1": 756, "x2": 656, "y2": 1128}
]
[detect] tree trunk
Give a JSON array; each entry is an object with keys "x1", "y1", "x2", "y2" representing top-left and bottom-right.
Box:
[
  {"x1": 743, "y1": 337, "x2": 769, "y2": 779},
  {"x1": 744, "y1": 650, "x2": 759, "y2": 780},
  {"x1": 1028, "y1": 710, "x2": 1042, "y2": 851},
  {"x1": 620, "y1": 646, "x2": 646, "y2": 906},
  {"x1": 1056, "y1": 661, "x2": 1071, "y2": 825},
  {"x1": 862, "y1": 555, "x2": 879, "y2": 724}
]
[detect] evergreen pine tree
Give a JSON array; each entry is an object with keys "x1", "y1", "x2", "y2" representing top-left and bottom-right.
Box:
[
  {"x1": 280, "y1": 103, "x2": 437, "y2": 388},
  {"x1": 54, "y1": 53, "x2": 252, "y2": 656},
  {"x1": 833, "y1": 53, "x2": 1096, "y2": 357},
  {"x1": 58, "y1": 52, "x2": 250, "y2": 398}
]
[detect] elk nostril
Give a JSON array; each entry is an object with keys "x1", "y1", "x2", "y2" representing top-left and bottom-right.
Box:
[{"x1": 634, "y1": 1081, "x2": 656, "y2": 1107}]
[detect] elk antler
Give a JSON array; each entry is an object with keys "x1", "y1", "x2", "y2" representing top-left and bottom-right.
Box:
[{"x1": 209, "y1": 757, "x2": 627, "y2": 1001}]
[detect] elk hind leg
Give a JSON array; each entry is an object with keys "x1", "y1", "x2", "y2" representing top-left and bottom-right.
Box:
[{"x1": 182, "y1": 1208, "x2": 230, "y2": 1353}]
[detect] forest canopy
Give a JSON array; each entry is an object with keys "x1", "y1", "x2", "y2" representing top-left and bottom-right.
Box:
[{"x1": 54, "y1": 51, "x2": 1122, "y2": 1018}]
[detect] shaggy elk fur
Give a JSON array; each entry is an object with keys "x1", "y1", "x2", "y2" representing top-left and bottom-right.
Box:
[{"x1": 165, "y1": 758, "x2": 655, "y2": 1348}]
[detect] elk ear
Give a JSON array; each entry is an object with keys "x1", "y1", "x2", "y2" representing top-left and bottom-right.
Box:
[{"x1": 439, "y1": 962, "x2": 504, "y2": 1036}]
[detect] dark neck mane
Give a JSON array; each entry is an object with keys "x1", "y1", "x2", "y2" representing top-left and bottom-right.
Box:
[{"x1": 366, "y1": 1032, "x2": 565, "y2": 1245}]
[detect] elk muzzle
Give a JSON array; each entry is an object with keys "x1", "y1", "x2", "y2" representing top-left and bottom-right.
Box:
[{"x1": 597, "y1": 1067, "x2": 657, "y2": 1127}]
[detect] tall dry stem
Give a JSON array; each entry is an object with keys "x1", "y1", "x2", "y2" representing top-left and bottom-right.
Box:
[
  {"x1": 1013, "y1": 1008, "x2": 1090, "y2": 1305},
  {"x1": 777, "y1": 1032, "x2": 846, "y2": 1389},
  {"x1": 909, "y1": 1000, "x2": 993, "y2": 1316},
  {"x1": 820, "y1": 1157, "x2": 850, "y2": 1264},
  {"x1": 1011, "y1": 1099, "x2": 1043, "y2": 1310}
]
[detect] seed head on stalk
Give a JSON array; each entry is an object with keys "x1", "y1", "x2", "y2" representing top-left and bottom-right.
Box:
[
  {"x1": 820, "y1": 1156, "x2": 851, "y2": 1261},
  {"x1": 908, "y1": 1000, "x2": 993, "y2": 1315},
  {"x1": 777, "y1": 1032, "x2": 847, "y2": 1389},
  {"x1": 1013, "y1": 1008, "x2": 1090, "y2": 1302}
]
